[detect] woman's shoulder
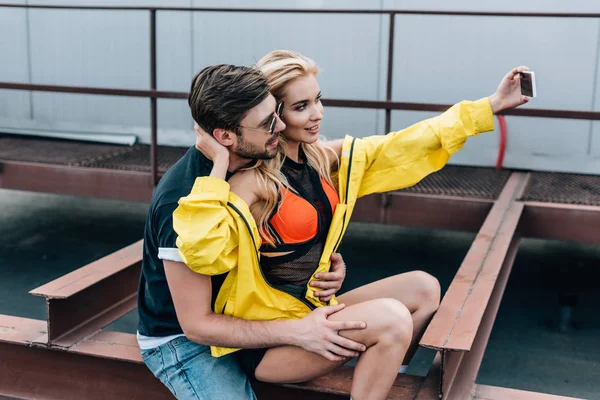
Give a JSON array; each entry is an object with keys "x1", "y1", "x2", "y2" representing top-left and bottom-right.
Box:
[
  {"x1": 320, "y1": 138, "x2": 345, "y2": 153},
  {"x1": 228, "y1": 169, "x2": 261, "y2": 205},
  {"x1": 313, "y1": 138, "x2": 345, "y2": 172}
]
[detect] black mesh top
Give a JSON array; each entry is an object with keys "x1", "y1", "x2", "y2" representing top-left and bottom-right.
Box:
[{"x1": 259, "y1": 156, "x2": 334, "y2": 287}]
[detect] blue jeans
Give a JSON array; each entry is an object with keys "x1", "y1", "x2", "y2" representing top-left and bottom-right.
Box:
[{"x1": 141, "y1": 336, "x2": 257, "y2": 400}]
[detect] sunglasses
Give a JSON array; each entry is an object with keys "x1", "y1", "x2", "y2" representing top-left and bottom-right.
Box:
[{"x1": 238, "y1": 101, "x2": 284, "y2": 136}]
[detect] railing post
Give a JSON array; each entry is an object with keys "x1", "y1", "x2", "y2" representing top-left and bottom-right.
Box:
[
  {"x1": 385, "y1": 12, "x2": 395, "y2": 133},
  {"x1": 150, "y1": 9, "x2": 158, "y2": 186}
]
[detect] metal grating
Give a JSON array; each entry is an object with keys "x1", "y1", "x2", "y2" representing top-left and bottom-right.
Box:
[
  {"x1": 400, "y1": 165, "x2": 512, "y2": 200},
  {"x1": 9, "y1": 136, "x2": 600, "y2": 205},
  {"x1": 80, "y1": 145, "x2": 188, "y2": 173},
  {"x1": 521, "y1": 172, "x2": 600, "y2": 206},
  {"x1": 0, "y1": 135, "x2": 188, "y2": 173},
  {"x1": 0, "y1": 135, "x2": 131, "y2": 166},
  {"x1": 1, "y1": 136, "x2": 512, "y2": 198}
]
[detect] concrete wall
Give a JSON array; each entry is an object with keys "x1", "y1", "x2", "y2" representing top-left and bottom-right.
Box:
[{"x1": 2, "y1": 0, "x2": 600, "y2": 173}]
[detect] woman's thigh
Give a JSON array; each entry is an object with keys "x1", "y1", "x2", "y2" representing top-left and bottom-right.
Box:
[
  {"x1": 337, "y1": 271, "x2": 439, "y2": 313},
  {"x1": 254, "y1": 342, "x2": 346, "y2": 384},
  {"x1": 254, "y1": 298, "x2": 409, "y2": 384}
]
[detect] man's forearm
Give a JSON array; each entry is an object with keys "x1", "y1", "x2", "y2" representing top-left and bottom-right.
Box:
[{"x1": 186, "y1": 313, "x2": 300, "y2": 349}]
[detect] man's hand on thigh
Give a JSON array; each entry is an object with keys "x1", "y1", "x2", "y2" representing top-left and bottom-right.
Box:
[{"x1": 291, "y1": 303, "x2": 367, "y2": 362}]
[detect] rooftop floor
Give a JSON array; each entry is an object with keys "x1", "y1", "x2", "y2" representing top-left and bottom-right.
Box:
[{"x1": 0, "y1": 188, "x2": 598, "y2": 398}]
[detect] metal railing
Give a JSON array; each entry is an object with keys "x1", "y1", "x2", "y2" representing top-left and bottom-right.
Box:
[{"x1": 2, "y1": 3, "x2": 600, "y2": 185}]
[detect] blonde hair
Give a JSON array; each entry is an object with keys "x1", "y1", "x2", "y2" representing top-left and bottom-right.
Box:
[
  {"x1": 253, "y1": 50, "x2": 338, "y2": 246},
  {"x1": 241, "y1": 140, "x2": 288, "y2": 246}
]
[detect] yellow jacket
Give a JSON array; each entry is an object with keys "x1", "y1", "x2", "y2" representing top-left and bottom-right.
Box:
[{"x1": 173, "y1": 98, "x2": 494, "y2": 357}]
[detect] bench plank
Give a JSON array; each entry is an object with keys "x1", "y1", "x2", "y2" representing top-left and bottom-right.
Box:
[
  {"x1": 30, "y1": 240, "x2": 143, "y2": 299},
  {"x1": 72, "y1": 331, "x2": 142, "y2": 362},
  {"x1": 474, "y1": 385, "x2": 583, "y2": 400},
  {"x1": 0, "y1": 315, "x2": 46, "y2": 344},
  {"x1": 28, "y1": 241, "x2": 143, "y2": 347},
  {"x1": 420, "y1": 173, "x2": 529, "y2": 352},
  {"x1": 258, "y1": 367, "x2": 424, "y2": 400}
]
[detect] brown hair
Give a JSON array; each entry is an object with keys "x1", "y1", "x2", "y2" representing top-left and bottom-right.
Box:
[{"x1": 188, "y1": 64, "x2": 270, "y2": 135}]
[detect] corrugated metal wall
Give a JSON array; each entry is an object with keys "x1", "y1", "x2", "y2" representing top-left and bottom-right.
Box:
[{"x1": 2, "y1": 0, "x2": 600, "y2": 174}]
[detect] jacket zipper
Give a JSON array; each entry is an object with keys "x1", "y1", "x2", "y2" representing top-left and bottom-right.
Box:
[
  {"x1": 227, "y1": 201, "x2": 315, "y2": 311},
  {"x1": 332, "y1": 138, "x2": 356, "y2": 253}
]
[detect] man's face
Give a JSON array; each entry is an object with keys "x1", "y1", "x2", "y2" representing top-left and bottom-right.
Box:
[{"x1": 232, "y1": 94, "x2": 286, "y2": 160}]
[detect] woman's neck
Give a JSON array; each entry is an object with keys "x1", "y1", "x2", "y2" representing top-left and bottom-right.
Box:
[{"x1": 285, "y1": 140, "x2": 302, "y2": 163}]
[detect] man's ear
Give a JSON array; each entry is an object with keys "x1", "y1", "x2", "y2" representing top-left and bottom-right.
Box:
[
  {"x1": 194, "y1": 123, "x2": 234, "y2": 147},
  {"x1": 212, "y1": 128, "x2": 236, "y2": 146}
]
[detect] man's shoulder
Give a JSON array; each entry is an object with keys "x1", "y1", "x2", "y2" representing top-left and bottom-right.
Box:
[{"x1": 151, "y1": 147, "x2": 212, "y2": 210}]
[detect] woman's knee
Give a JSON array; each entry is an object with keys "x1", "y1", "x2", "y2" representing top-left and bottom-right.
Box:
[
  {"x1": 411, "y1": 271, "x2": 441, "y2": 310},
  {"x1": 372, "y1": 298, "x2": 413, "y2": 346}
]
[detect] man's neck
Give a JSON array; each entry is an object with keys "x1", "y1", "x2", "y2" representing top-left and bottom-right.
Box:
[{"x1": 227, "y1": 153, "x2": 252, "y2": 172}]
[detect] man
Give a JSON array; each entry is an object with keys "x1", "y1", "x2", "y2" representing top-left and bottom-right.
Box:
[{"x1": 137, "y1": 64, "x2": 362, "y2": 399}]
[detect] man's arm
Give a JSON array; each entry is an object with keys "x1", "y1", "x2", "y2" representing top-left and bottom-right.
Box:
[{"x1": 164, "y1": 260, "x2": 368, "y2": 362}]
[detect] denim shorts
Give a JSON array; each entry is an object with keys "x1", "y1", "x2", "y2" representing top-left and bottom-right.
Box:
[{"x1": 141, "y1": 336, "x2": 257, "y2": 400}]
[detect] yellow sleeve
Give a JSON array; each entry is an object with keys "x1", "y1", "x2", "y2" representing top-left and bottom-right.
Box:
[
  {"x1": 173, "y1": 177, "x2": 239, "y2": 275},
  {"x1": 357, "y1": 97, "x2": 494, "y2": 197}
]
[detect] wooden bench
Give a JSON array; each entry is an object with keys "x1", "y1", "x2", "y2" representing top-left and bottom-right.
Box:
[
  {"x1": 0, "y1": 241, "x2": 170, "y2": 399},
  {"x1": 29, "y1": 240, "x2": 143, "y2": 348},
  {"x1": 0, "y1": 315, "x2": 171, "y2": 400},
  {"x1": 0, "y1": 175, "x2": 586, "y2": 399},
  {"x1": 0, "y1": 314, "x2": 425, "y2": 399},
  {"x1": 4, "y1": 238, "x2": 427, "y2": 399},
  {"x1": 418, "y1": 173, "x2": 530, "y2": 399}
]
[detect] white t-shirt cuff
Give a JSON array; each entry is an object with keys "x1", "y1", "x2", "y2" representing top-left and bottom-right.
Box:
[{"x1": 158, "y1": 247, "x2": 183, "y2": 263}]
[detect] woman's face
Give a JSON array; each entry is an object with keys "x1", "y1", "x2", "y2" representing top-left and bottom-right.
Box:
[{"x1": 280, "y1": 74, "x2": 323, "y2": 145}]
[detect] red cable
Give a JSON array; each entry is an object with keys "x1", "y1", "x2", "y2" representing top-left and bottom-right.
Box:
[{"x1": 496, "y1": 115, "x2": 507, "y2": 169}]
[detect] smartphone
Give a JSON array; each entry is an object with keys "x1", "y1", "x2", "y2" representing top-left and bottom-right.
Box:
[{"x1": 519, "y1": 71, "x2": 536, "y2": 98}]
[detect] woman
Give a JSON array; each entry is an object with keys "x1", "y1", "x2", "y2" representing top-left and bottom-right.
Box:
[{"x1": 174, "y1": 51, "x2": 529, "y2": 398}]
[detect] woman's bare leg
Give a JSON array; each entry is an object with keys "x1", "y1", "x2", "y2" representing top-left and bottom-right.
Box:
[
  {"x1": 255, "y1": 298, "x2": 413, "y2": 400},
  {"x1": 337, "y1": 271, "x2": 441, "y2": 364}
]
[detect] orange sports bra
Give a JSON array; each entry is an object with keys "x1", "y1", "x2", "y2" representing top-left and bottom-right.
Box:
[{"x1": 265, "y1": 178, "x2": 338, "y2": 245}]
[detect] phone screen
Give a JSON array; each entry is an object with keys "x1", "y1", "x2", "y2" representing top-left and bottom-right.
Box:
[{"x1": 520, "y1": 72, "x2": 534, "y2": 97}]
